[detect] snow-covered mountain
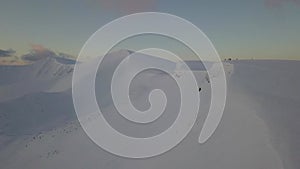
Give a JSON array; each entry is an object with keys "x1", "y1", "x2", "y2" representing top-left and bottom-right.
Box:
[
  {"x1": 0, "y1": 57, "x2": 73, "y2": 102},
  {"x1": 0, "y1": 50, "x2": 299, "y2": 169}
]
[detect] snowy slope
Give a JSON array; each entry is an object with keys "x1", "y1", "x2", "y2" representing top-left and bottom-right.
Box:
[
  {"x1": 0, "y1": 51, "x2": 299, "y2": 169},
  {"x1": 0, "y1": 57, "x2": 73, "y2": 102}
]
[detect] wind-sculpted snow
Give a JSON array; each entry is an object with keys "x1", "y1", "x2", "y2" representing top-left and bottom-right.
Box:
[
  {"x1": 0, "y1": 57, "x2": 73, "y2": 102},
  {"x1": 0, "y1": 52, "x2": 299, "y2": 169}
]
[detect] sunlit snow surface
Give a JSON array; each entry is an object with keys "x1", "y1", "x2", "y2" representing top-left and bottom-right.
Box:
[{"x1": 0, "y1": 51, "x2": 299, "y2": 169}]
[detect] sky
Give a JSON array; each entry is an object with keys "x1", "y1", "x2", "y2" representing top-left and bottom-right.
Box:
[{"x1": 0, "y1": 0, "x2": 300, "y2": 62}]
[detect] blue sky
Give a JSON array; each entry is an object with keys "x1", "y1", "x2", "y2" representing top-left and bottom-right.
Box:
[{"x1": 0, "y1": 0, "x2": 299, "y2": 60}]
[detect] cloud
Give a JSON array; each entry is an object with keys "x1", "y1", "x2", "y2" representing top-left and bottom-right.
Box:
[
  {"x1": 87, "y1": 0, "x2": 157, "y2": 14},
  {"x1": 0, "y1": 49, "x2": 16, "y2": 57},
  {"x1": 21, "y1": 44, "x2": 56, "y2": 61},
  {"x1": 265, "y1": 0, "x2": 300, "y2": 8}
]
